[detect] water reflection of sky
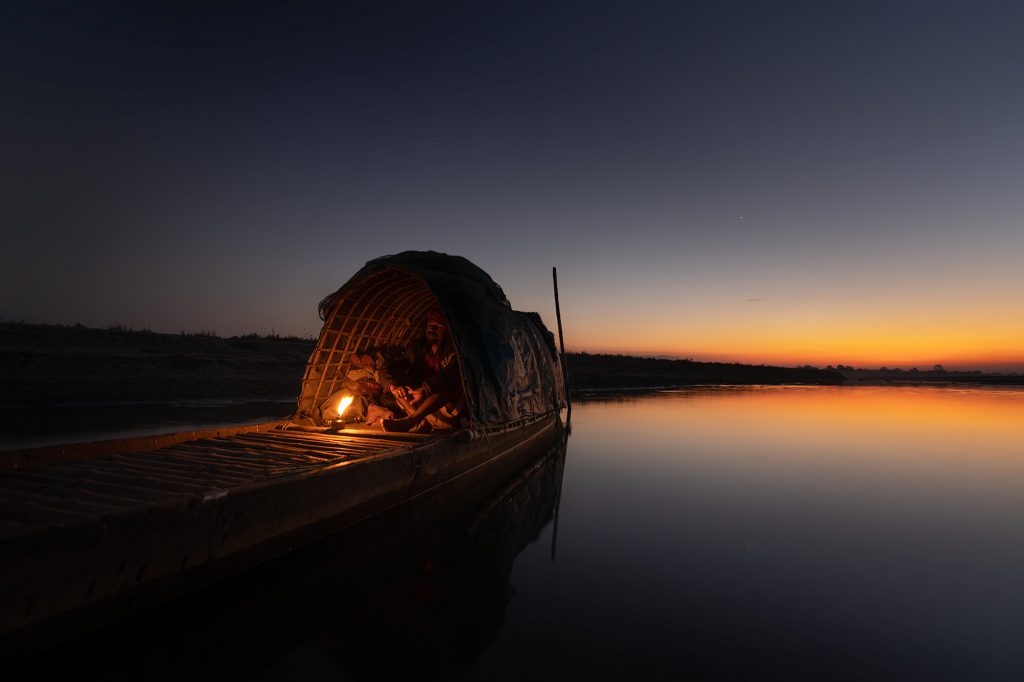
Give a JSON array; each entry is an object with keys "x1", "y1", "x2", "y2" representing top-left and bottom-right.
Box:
[
  {"x1": 480, "y1": 387, "x2": 1024, "y2": 680},
  {"x1": 13, "y1": 387, "x2": 1024, "y2": 680}
]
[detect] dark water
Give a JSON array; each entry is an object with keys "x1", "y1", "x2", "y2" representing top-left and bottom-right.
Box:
[
  {"x1": 10, "y1": 386, "x2": 1024, "y2": 680},
  {"x1": 492, "y1": 386, "x2": 1024, "y2": 681},
  {"x1": 0, "y1": 399, "x2": 295, "y2": 450}
]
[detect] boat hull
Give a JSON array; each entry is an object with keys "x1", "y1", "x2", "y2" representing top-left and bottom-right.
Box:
[{"x1": 0, "y1": 415, "x2": 562, "y2": 654}]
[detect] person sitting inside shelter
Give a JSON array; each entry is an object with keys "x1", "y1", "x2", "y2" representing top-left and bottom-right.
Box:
[{"x1": 378, "y1": 309, "x2": 465, "y2": 432}]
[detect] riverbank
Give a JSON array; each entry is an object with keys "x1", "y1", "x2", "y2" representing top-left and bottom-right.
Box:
[
  {"x1": 565, "y1": 352, "x2": 842, "y2": 390},
  {"x1": 1, "y1": 323, "x2": 850, "y2": 408},
  {"x1": 1, "y1": 323, "x2": 309, "y2": 407},
  {"x1": 6, "y1": 322, "x2": 1022, "y2": 409},
  {"x1": 4, "y1": 322, "x2": 1021, "y2": 451}
]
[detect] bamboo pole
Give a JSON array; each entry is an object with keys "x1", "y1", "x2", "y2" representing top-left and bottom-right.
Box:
[{"x1": 552, "y1": 267, "x2": 571, "y2": 424}]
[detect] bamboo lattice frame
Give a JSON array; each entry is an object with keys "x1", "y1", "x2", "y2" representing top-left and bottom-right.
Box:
[{"x1": 296, "y1": 269, "x2": 443, "y2": 423}]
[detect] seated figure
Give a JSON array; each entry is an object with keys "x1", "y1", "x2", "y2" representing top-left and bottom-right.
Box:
[{"x1": 378, "y1": 309, "x2": 464, "y2": 432}]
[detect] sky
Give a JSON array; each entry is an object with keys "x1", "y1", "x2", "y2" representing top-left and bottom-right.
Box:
[{"x1": 2, "y1": 1, "x2": 1022, "y2": 370}]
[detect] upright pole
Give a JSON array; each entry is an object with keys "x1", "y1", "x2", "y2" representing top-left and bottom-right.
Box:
[{"x1": 552, "y1": 267, "x2": 571, "y2": 424}]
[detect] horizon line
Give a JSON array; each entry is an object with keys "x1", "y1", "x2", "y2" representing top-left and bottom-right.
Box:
[{"x1": 4, "y1": 319, "x2": 1022, "y2": 375}]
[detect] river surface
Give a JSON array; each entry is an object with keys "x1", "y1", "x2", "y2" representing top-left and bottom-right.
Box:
[
  {"x1": 12, "y1": 385, "x2": 1024, "y2": 680},
  {"x1": 0, "y1": 399, "x2": 296, "y2": 451}
]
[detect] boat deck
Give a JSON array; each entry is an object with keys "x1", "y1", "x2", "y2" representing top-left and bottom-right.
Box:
[{"x1": 0, "y1": 426, "x2": 428, "y2": 538}]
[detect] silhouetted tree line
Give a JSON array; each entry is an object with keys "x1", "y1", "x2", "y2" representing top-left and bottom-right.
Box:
[
  {"x1": 564, "y1": 352, "x2": 844, "y2": 389},
  {"x1": 3, "y1": 322, "x2": 1020, "y2": 407}
]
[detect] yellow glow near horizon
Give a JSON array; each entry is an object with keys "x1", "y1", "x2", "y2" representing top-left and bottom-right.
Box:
[
  {"x1": 579, "y1": 386, "x2": 1024, "y2": 469},
  {"x1": 571, "y1": 320, "x2": 1024, "y2": 370}
]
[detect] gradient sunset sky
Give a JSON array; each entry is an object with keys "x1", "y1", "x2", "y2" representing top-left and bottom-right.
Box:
[{"x1": 2, "y1": 2, "x2": 1022, "y2": 370}]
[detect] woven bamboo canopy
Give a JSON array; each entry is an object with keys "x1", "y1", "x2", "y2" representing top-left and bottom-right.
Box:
[{"x1": 295, "y1": 251, "x2": 565, "y2": 429}]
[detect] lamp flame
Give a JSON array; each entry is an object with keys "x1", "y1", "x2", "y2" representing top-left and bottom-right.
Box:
[{"x1": 337, "y1": 395, "x2": 354, "y2": 417}]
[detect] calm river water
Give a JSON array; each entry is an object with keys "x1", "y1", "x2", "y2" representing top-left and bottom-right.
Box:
[{"x1": 12, "y1": 385, "x2": 1024, "y2": 680}]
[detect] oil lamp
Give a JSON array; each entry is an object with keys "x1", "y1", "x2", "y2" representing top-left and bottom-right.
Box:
[{"x1": 329, "y1": 393, "x2": 355, "y2": 431}]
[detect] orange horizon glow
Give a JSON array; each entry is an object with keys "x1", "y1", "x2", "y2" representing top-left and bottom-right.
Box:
[
  {"x1": 570, "y1": 344, "x2": 1024, "y2": 372},
  {"x1": 552, "y1": 268, "x2": 1024, "y2": 373},
  {"x1": 566, "y1": 324, "x2": 1024, "y2": 372}
]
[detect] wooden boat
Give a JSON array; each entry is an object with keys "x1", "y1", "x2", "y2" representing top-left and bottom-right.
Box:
[
  {"x1": 0, "y1": 251, "x2": 567, "y2": 653},
  {"x1": 10, "y1": 430, "x2": 569, "y2": 678}
]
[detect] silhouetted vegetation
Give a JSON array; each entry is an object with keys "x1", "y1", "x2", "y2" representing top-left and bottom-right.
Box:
[
  {"x1": 3, "y1": 322, "x2": 1021, "y2": 408},
  {"x1": 565, "y1": 352, "x2": 844, "y2": 390},
  {"x1": 0, "y1": 322, "x2": 315, "y2": 406},
  {"x1": 835, "y1": 365, "x2": 1022, "y2": 384}
]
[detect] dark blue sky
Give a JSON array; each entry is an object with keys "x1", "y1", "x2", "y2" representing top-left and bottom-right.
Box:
[{"x1": 3, "y1": 1, "x2": 1022, "y2": 368}]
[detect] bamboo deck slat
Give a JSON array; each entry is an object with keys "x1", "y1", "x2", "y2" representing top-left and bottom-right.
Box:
[
  {"x1": 135, "y1": 448, "x2": 281, "y2": 473},
  {"x1": 2, "y1": 479, "x2": 174, "y2": 509},
  {"x1": 0, "y1": 428, "x2": 419, "y2": 535},
  {"x1": 0, "y1": 499, "x2": 82, "y2": 525},
  {"x1": 0, "y1": 469, "x2": 177, "y2": 504}
]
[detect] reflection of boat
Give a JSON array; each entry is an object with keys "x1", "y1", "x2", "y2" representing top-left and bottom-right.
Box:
[
  {"x1": 9, "y1": 427, "x2": 570, "y2": 679},
  {"x1": 318, "y1": 436, "x2": 567, "y2": 678},
  {"x1": 0, "y1": 252, "x2": 566, "y2": 651}
]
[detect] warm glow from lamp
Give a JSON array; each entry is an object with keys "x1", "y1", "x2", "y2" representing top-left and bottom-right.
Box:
[{"x1": 337, "y1": 395, "x2": 354, "y2": 417}]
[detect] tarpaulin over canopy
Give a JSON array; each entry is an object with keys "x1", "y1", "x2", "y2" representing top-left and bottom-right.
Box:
[{"x1": 297, "y1": 251, "x2": 565, "y2": 429}]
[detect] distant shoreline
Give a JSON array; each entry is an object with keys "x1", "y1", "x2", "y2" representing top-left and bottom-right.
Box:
[{"x1": 2, "y1": 322, "x2": 1021, "y2": 409}]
